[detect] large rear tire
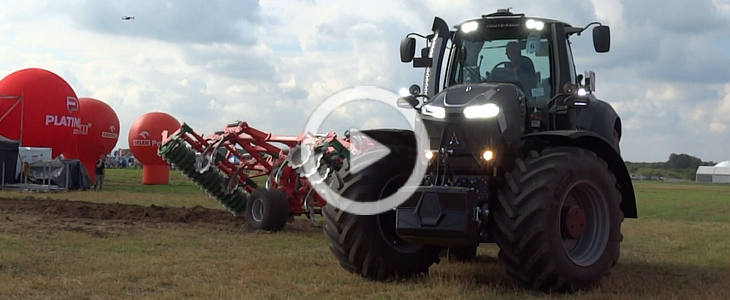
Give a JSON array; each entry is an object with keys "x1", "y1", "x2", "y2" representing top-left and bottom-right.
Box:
[
  {"x1": 246, "y1": 188, "x2": 290, "y2": 231},
  {"x1": 323, "y1": 130, "x2": 440, "y2": 280},
  {"x1": 494, "y1": 147, "x2": 623, "y2": 290}
]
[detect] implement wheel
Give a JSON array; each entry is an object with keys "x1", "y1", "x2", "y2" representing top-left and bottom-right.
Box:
[{"x1": 246, "y1": 188, "x2": 290, "y2": 231}]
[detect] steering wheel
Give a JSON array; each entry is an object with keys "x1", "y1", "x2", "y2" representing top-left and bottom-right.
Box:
[
  {"x1": 490, "y1": 61, "x2": 512, "y2": 72},
  {"x1": 488, "y1": 61, "x2": 518, "y2": 81}
]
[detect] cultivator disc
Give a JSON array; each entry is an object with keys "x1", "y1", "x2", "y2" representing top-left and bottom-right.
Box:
[{"x1": 158, "y1": 132, "x2": 249, "y2": 215}]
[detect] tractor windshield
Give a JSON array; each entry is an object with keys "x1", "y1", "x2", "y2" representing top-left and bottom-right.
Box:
[{"x1": 449, "y1": 26, "x2": 552, "y2": 101}]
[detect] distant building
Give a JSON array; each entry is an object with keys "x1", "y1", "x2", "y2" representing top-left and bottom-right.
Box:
[{"x1": 696, "y1": 161, "x2": 730, "y2": 183}]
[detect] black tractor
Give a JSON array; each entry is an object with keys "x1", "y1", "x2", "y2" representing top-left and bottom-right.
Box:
[{"x1": 322, "y1": 9, "x2": 637, "y2": 291}]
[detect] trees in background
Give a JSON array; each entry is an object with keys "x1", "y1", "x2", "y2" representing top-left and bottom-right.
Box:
[{"x1": 626, "y1": 153, "x2": 715, "y2": 181}]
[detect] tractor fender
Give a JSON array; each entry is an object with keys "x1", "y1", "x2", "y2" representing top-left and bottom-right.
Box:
[
  {"x1": 522, "y1": 130, "x2": 637, "y2": 218},
  {"x1": 575, "y1": 98, "x2": 621, "y2": 151}
]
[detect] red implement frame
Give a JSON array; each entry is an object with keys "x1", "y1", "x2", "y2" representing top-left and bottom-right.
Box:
[{"x1": 162, "y1": 121, "x2": 345, "y2": 217}]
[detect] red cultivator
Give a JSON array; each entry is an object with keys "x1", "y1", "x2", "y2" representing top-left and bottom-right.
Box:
[{"x1": 158, "y1": 121, "x2": 349, "y2": 231}]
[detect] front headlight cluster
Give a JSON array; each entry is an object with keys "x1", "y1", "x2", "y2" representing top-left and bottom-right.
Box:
[
  {"x1": 463, "y1": 103, "x2": 500, "y2": 119},
  {"x1": 422, "y1": 103, "x2": 500, "y2": 119}
]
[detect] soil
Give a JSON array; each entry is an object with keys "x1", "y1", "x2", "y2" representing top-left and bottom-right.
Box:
[
  {"x1": 0, "y1": 197, "x2": 321, "y2": 237},
  {"x1": 0, "y1": 197, "x2": 244, "y2": 224},
  {"x1": 0, "y1": 197, "x2": 250, "y2": 236}
]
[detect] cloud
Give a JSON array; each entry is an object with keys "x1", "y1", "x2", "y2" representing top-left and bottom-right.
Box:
[
  {"x1": 1, "y1": 0, "x2": 729, "y2": 163},
  {"x1": 71, "y1": 0, "x2": 261, "y2": 45}
]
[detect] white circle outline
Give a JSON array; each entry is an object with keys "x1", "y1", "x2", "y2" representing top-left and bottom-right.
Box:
[{"x1": 302, "y1": 86, "x2": 430, "y2": 215}]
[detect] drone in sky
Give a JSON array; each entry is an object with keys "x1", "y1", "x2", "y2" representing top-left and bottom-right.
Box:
[{"x1": 122, "y1": 16, "x2": 135, "y2": 20}]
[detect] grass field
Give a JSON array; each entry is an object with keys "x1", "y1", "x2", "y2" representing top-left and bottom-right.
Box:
[{"x1": 1, "y1": 169, "x2": 729, "y2": 299}]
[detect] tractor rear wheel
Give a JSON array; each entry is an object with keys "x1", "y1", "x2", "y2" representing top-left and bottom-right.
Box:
[
  {"x1": 494, "y1": 147, "x2": 623, "y2": 290},
  {"x1": 246, "y1": 188, "x2": 290, "y2": 231},
  {"x1": 323, "y1": 130, "x2": 440, "y2": 280}
]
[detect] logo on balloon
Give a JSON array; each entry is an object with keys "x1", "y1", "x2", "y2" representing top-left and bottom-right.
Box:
[
  {"x1": 73, "y1": 122, "x2": 92, "y2": 136},
  {"x1": 44, "y1": 96, "x2": 82, "y2": 129},
  {"x1": 102, "y1": 125, "x2": 118, "y2": 139},
  {"x1": 132, "y1": 130, "x2": 159, "y2": 147},
  {"x1": 66, "y1": 96, "x2": 79, "y2": 113},
  {"x1": 45, "y1": 115, "x2": 81, "y2": 128}
]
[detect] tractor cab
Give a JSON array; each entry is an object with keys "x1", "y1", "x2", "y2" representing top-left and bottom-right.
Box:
[{"x1": 400, "y1": 9, "x2": 610, "y2": 108}]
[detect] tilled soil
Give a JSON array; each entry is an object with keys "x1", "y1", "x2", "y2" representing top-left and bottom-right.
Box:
[
  {"x1": 0, "y1": 197, "x2": 254, "y2": 237},
  {"x1": 0, "y1": 197, "x2": 321, "y2": 237},
  {"x1": 0, "y1": 197, "x2": 244, "y2": 224}
]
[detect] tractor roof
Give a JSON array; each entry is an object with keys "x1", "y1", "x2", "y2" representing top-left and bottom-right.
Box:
[{"x1": 455, "y1": 9, "x2": 577, "y2": 33}]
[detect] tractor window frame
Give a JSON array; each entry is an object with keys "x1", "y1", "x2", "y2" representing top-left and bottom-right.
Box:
[
  {"x1": 447, "y1": 28, "x2": 554, "y2": 102},
  {"x1": 565, "y1": 39, "x2": 577, "y2": 84}
]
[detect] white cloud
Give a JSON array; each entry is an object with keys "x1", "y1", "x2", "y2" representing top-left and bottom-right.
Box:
[{"x1": 0, "y1": 0, "x2": 729, "y2": 162}]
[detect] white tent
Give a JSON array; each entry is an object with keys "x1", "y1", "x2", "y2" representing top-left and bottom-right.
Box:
[{"x1": 696, "y1": 161, "x2": 730, "y2": 183}]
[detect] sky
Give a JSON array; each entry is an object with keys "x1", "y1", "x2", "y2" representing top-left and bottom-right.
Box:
[{"x1": 0, "y1": 0, "x2": 729, "y2": 162}]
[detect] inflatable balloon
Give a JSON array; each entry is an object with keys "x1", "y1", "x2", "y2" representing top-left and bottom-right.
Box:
[
  {"x1": 128, "y1": 112, "x2": 180, "y2": 184},
  {"x1": 77, "y1": 97, "x2": 120, "y2": 184},
  {"x1": 0, "y1": 68, "x2": 80, "y2": 158}
]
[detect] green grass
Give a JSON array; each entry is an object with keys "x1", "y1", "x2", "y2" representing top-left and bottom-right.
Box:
[
  {"x1": 1, "y1": 169, "x2": 729, "y2": 299},
  {"x1": 634, "y1": 181, "x2": 730, "y2": 222},
  {"x1": 104, "y1": 168, "x2": 204, "y2": 195}
]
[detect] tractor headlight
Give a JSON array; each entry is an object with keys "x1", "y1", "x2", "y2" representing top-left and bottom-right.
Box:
[
  {"x1": 482, "y1": 150, "x2": 494, "y2": 161},
  {"x1": 463, "y1": 103, "x2": 500, "y2": 119},
  {"x1": 422, "y1": 104, "x2": 446, "y2": 119},
  {"x1": 525, "y1": 19, "x2": 544, "y2": 31},
  {"x1": 424, "y1": 150, "x2": 435, "y2": 160},
  {"x1": 460, "y1": 21, "x2": 479, "y2": 33}
]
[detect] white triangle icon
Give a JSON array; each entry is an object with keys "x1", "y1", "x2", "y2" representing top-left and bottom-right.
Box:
[{"x1": 347, "y1": 129, "x2": 392, "y2": 174}]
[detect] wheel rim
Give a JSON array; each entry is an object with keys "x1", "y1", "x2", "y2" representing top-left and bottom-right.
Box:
[
  {"x1": 376, "y1": 174, "x2": 421, "y2": 254},
  {"x1": 251, "y1": 197, "x2": 265, "y2": 223},
  {"x1": 559, "y1": 180, "x2": 610, "y2": 267}
]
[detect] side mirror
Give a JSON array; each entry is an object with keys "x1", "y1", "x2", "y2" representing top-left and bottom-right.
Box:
[
  {"x1": 593, "y1": 25, "x2": 610, "y2": 53},
  {"x1": 400, "y1": 37, "x2": 416, "y2": 62},
  {"x1": 397, "y1": 95, "x2": 419, "y2": 109}
]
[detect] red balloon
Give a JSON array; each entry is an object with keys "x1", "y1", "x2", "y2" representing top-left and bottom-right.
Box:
[
  {"x1": 77, "y1": 97, "x2": 120, "y2": 184},
  {"x1": 0, "y1": 68, "x2": 80, "y2": 158},
  {"x1": 128, "y1": 112, "x2": 180, "y2": 185}
]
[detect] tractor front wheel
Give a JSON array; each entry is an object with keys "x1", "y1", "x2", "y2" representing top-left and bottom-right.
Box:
[
  {"x1": 494, "y1": 147, "x2": 623, "y2": 290},
  {"x1": 323, "y1": 130, "x2": 440, "y2": 280}
]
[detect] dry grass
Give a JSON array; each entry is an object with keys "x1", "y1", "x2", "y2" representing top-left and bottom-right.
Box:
[{"x1": 1, "y1": 170, "x2": 729, "y2": 299}]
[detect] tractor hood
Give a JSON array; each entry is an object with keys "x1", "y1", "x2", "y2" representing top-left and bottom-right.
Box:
[
  {"x1": 418, "y1": 82, "x2": 527, "y2": 169},
  {"x1": 420, "y1": 82, "x2": 526, "y2": 123},
  {"x1": 441, "y1": 83, "x2": 497, "y2": 106}
]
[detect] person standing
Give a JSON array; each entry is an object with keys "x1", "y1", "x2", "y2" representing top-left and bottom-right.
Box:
[{"x1": 94, "y1": 155, "x2": 106, "y2": 190}]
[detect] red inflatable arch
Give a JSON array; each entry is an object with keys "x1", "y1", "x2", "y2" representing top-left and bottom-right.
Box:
[
  {"x1": 128, "y1": 112, "x2": 180, "y2": 185},
  {"x1": 77, "y1": 97, "x2": 120, "y2": 184},
  {"x1": 0, "y1": 68, "x2": 80, "y2": 158}
]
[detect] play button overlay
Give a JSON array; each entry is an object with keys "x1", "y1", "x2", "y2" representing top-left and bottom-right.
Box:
[
  {"x1": 301, "y1": 86, "x2": 430, "y2": 215},
  {"x1": 346, "y1": 129, "x2": 391, "y2": 174}
]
